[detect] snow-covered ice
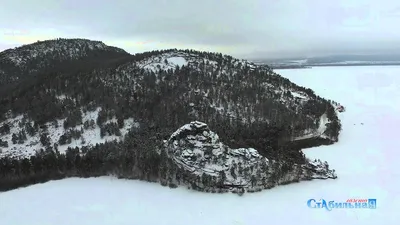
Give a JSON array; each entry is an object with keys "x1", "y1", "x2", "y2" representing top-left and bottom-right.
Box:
[{"x1": 0, "y1": 66, "x2": 399, "y2": 225}]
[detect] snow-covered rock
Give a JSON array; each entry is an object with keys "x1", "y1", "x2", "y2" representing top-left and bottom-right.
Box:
[
  {"x1": 165, "y1": 121, "x2": 266, "y2": 186},
  {"x1": 307, "y1": 159, "x2": 337, "y2": 179},
  {"x1": 164, "y1": 121, "x2": 336, "y2": 190}
]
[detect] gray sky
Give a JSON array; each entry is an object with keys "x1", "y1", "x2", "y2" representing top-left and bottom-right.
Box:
[{"x1": 1, "y1": 0, "x2": 400, "y2": 59}]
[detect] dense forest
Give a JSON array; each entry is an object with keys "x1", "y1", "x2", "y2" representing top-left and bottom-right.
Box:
[{"x1": 0, "y1": 38, "x2": 340, "y2": 193}]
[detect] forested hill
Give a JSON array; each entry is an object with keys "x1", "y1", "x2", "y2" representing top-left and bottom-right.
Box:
[
  {"x1": 0, "y1": 38, "x2": 341, "y2": 193},
  {"x1": 0, "y1": 38, "x2": 129, "y2": 88}
]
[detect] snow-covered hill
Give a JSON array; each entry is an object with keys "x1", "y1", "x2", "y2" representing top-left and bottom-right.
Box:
[
  {"x1": 98, "y1": 49, "x2": 341, "y2": 140},
  {"x1": 0, "y1": 65, "x2": 398, "y2": 225},
  {"x1": 0, "y1": 38, "x2": 126, "y2": 67},
  {"x1": 131, "y1": 50, "x2": 268, "y2": 73},
  {"x1": 0, "y1": 43, "x2": 340, "y2": 161},
  {"x1": 0, "y1": 38, "x2": 129, "y2": 86},
  {"x1": 0, "y1": 39, "x2": 342, "y2": 194}
]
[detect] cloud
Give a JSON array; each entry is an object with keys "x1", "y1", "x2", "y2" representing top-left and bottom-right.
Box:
[{"x1": 2, "y1": 0, "x2": 400, "y2": 58}]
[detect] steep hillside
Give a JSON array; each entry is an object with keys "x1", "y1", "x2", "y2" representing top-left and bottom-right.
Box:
[{"x1": 0, "y1": 39, "x2": 341, "y2": 193}]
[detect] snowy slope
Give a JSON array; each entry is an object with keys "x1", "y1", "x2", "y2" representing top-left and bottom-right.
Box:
[
  {"x1": 0, "y1": 65, "x2": 398, "y2": 225},
  {"x1": 136, "y1": 51, "x2": 190, "y2": 72},
  {"x1": 133, "y1": 50, "x2": 265, "y2": 73},
  {"x1": 0, "y1": 106, "x2": 138, "y2": 159}
]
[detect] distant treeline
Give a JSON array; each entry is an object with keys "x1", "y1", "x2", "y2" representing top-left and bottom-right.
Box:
[{"x1": 270, "y1": 65, "x2": 311, "y2": 69}]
